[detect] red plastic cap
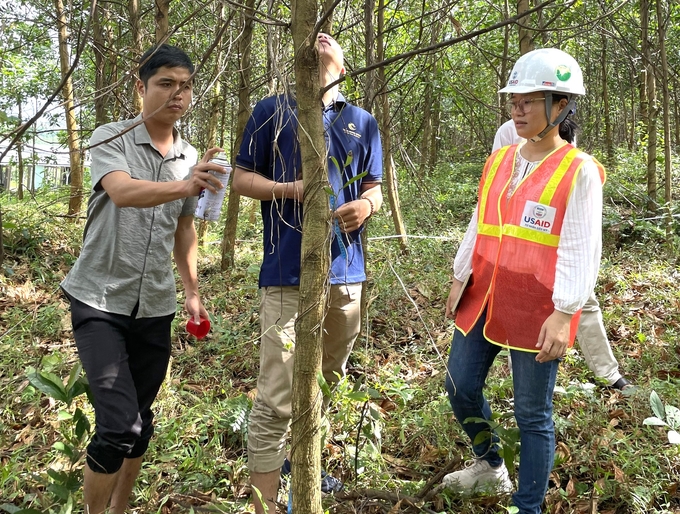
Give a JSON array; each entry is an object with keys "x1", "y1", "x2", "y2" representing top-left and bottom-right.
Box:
[{"x1": 186, "y1": 317, "x2": 211, "y2": 339}]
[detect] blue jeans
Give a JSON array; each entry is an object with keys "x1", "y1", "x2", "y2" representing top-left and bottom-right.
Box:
[{"x1": 445, "y1": 311, "x2": 558, "y2": 514}]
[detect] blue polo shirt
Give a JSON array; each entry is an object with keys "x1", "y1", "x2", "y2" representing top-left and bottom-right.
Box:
[{"x1": 235, "y1": 94, "x2": 383, "y2": 287}]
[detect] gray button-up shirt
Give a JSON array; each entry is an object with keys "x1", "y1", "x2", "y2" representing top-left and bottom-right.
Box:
[{"x1": 61, "y1": 115, "x2": 198, "y2": 318}]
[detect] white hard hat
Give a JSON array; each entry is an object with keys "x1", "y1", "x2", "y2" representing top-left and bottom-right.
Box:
[{"x1": 499, "y1": 48, "x2": 585, "y2": 96}]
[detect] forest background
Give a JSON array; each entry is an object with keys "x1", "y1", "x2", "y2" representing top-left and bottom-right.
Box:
[{"x1": 1, "y1": 0, "x2": 679, "y2": 513}]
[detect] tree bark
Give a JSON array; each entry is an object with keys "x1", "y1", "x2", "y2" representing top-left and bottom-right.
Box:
[
  {"x1": 129, "y1": 0, "x2": 143, "y2": 113},
  {"x1": 290, "y1": 6, "x2": 329, "y2": 514},
  {"x1": 640, "y1": 0, "x2": 657, "y2": 214},
  {"x1": 93, "y1": 1, "x2": 110, "y2": 126},
  {"x1": 55, "y1": 0, "x2": 84, "y2": 218},
  {"x1": 221, "y1": 0, "x2": 255, "y2": 271},
  {"x1": 319, "y1": 0, "x2": 335, "y2": 34},
  {"x1": 601, "y1": 35, "x2": 613, "y2": 165},
  {"x1": 517, "y1": 0, "x2": 533, "y2": 54},
  {"x1": 17, "y1": 103, "x2": 24, "y2": 200},
  {"x1": 363, "y1": 0, "x2": 376, "y2": 113},
  {"x1": 197, "y1": 1, "x2": 226, "y2": 247},
  {"x1": 377, "y1": 0, "x2": 407, "y2": 253},
  {"x1": 655, "y1": 0, "x2": 672, "y2": 244},
  {"x1": 155, "y1": 0, "x2": 170, "y2": 44}
]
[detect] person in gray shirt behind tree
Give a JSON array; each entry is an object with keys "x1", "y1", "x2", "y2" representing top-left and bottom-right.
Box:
[{"x1": 60, "y1": 44, "x2": 225, "y2": 514}]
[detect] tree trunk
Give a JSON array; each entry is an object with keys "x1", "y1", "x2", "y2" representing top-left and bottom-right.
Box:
[
  {"x1": 197, "y1": 1, "x2": 226, "y2": 248},
  {"x1": 655, "y1": 0, "x2": 672, "y2": 244},
  {"x1": 221, "y1": 0, "x2": 255, "y2": 271},
  {"x1": 55, "y1": 0, "x2": 83, "y2": 218},
  {"x1": 601, "y1": 35, "x2": 614, "y2": 165},
  {"x1": 498, "y1": 0, "x2": 511, "y2": 127},
  {"x1": 377, "y1": 0, "x2": 407, "y2": 253},
  {"x1": 93, "y1": 1, "x2": 110, "y2": 126},
  {"x1": 363, "y1": 0, "x2": 376, "y2": 113},
  {"x1": 419, "y1": 26, "x2": 440, "y2": 176},
  {"x1": 674, "y1": 88, "x2": 680, "y2": 147},
  {"x1": 290, "y1": 7, "x2": 329, "y2": 514},
  {"x1": 641, "y1": 0, "x2": 657, "y2": 214},
  {"x1": 129, "y1": 0, "x2": 143, "y2": 113},
  {"x1": 319, "y1": 0, "x2": 335, "y2": 34},
  {"x1": 628, "y1": 66, "x2": 635, "y2": 151},
  {"x1": 517, "y1": 0, "x2": 533, "y2": 54},
  {"x1": 155, "y1": 0, "x2": 170, "y2": 44},
  {"x1": 17, "y1": 103, "x2": 24, "y2": 200}
]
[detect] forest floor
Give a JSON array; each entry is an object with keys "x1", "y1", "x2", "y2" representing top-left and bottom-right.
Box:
[{"x1": 1, "y1": 158, "x2": 679, "y2": 513}]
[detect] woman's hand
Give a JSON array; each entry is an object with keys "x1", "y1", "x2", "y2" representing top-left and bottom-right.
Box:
[
  {"x1": 445, "y1": 278, "x2": 466, "y2": 320},
  {"x1": 535, "y1": 310, "x2": 572, "y2": 362}
]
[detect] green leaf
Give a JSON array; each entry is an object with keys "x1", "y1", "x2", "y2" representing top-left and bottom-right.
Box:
[
  {"x1": 329, "y1": 156, "x2": 340, "y2": 172},
  {"x1": 650, "y1": 390, "x2": 665, "y2": 419},
  {"x1": 57, "y1": 410, "x2": 73, "y2": 421},
  {"x1": 65, "y1": 362, "x2": 83, "y2": 396},
  {"x1": 368, "y1": 404, "x2": 382, "y2": 421},
  {"x1": 27, "y1": 370, "x2": 67, "y2": 403},
  {"x1": 74, "y1": 408, "x2": 91, "y2": 440},
  {"x1": 58, "y1": 495, "x2": 74, "y2": 514},
  {"x1": 47, "y1": 482, "x2": 70, "y2": 501},
  {"x1": 367, "y1": 388, "x2": 381, "y2": 399},
  {"x1": 316, "y1": 371, "x2": 332, "y2": 398},
  {"x1": 345, "y1": 391, "x2": 369, "y2": 402},
  {"x1": 342, "y1": 171, "x2": 368, "y2": 189},
  {"x1": 46, "y1": 468, "x2": 67, "y2": 483},
  {"x1": 472, "y1": 431, "x2": 491, "y2": 446},
  {"x1": 323, "y1": 186, "x2": 334, "y2": 196},
  {"x1": 643, "y1": 416, "x2": 668, "y2": 426},
  {"x1": 52, "y1": 441, "x2": 74, "y2": 459},
  {"x1": 344, "y1": 152, "x2": 354, "y2": 168}
]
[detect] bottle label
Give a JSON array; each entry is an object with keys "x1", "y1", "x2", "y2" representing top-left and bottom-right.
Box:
[{"x1": 194, "y1": 157, "x2": 232, "y2": 221}]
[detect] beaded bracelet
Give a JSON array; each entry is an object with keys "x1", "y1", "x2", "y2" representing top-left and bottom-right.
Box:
[{"x1": 362, "y1": 196, "x2": 376, "y2": 218}]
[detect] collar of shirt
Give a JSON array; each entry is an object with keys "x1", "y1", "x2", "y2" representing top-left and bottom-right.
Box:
[
  {"x1": 131, "y1": 114, "x2": 187, "y2": 161},
  {"x1": 323, "y1": 92, "x2": 347, "y2": 113}
]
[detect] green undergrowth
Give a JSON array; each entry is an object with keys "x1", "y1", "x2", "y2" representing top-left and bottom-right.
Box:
[{"x1": 1, "y1": 150, "x2": 679, "y2": 513}]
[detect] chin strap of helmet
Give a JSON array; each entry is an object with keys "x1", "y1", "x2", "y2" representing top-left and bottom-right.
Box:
[{"x1": 529, "y1": 92, "x2": 577, "y2": 143}]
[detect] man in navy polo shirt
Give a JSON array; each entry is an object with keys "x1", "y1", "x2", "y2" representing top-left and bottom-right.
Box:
[{"x1": 232, "y1": 32, "x2": 383, "y2": 514}]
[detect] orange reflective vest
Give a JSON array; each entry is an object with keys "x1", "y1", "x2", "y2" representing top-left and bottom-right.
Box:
[{"x1": 455, "y1": 143, "x2": 605, "y2": 352}]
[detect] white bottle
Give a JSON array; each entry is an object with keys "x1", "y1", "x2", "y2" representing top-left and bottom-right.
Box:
[{"x1": 194, "y1": 154, "x2": 232, "y2": 221}]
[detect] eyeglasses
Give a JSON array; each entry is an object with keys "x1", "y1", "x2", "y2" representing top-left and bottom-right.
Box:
[{"x1": 505, "y1": 97, "x2": 546, "y2": 114}]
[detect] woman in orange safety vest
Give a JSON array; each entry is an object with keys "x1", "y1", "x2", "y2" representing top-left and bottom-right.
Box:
[{"x1": 441, "y1": 49, "x2": 604, "y2": 514}]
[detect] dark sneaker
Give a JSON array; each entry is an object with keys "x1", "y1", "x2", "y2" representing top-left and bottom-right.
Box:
[
  {"x1": 281, "y1": 458, "x2": 344, "y2": 493},
  {"x1": 610, "y1": 377, "x2": 635, "y2": 391}
]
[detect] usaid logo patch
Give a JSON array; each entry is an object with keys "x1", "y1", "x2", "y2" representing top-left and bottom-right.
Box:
[{"x1": 520, "y1": 201, "x2": 556, "y2": 234}]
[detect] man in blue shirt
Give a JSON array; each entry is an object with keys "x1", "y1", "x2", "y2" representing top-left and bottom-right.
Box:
[{"x1": 233, "y1": 32, "x2": 383, "y2": 514}]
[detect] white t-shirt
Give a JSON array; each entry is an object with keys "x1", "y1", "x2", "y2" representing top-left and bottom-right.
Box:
[{"x1": 453, "y1": 121, "x2": 601, "y2": 314}]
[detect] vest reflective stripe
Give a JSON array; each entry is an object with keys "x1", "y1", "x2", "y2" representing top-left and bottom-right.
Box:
[
  {"x1": 501, "y1": 225, "x2": 560, "y2": 247},
  {"x1": 538, "y1": 148, "x2": 581, "y2": 205},
  {"x1": 479, "y1": 146, "x2": 511, "y2": 224},
  {"x1": 455, "y1": 144, "x2": 605, "y2": 351}
]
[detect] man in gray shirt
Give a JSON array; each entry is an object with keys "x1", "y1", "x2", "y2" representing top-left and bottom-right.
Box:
[{"x1": 61, "y1": 44, "x2": 225, "y2": 514}]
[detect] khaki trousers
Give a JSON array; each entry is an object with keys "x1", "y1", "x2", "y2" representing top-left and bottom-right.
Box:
[
  {"x1": 247, "y1": 284, "x2": 362, "y2": 473},
  {"x1": 576, "y1": 292, "x2": 622, "y2": 385}
]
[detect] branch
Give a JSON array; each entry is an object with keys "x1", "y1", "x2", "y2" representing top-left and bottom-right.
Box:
[
  {"x1": 322, "y1": 0, "x2": 559, "y2": 93},
  {"x1": 84, "y1": 14, "x2": 234, "y2": 152},
  {"x1": 0, "y1": 0, "x2": 97, "y2": 162}
]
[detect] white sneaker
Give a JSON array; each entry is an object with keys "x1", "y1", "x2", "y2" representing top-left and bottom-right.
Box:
[{"x1": 442, "y1": 459, "x2": 513, "y2": 494}]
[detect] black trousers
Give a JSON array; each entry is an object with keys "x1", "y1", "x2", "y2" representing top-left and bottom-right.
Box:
[{"x1": 64, "y1": 290, "x2": 174, "y2": 474}]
